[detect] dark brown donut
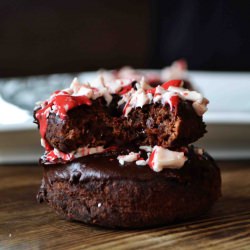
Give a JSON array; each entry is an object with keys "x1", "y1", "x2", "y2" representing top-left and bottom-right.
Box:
[{"x1": 37, "y1": 147, "x2": 221, "y2": 228}]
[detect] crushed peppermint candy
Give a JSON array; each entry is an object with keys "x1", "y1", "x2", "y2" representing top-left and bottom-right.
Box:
[
  {"x1": 116, "y1": 145, "x2": 187, "y2": 172},
  {"x1": 120, "y1": 80, "x2": 208, "y2": 117},
  {"x1": 168, "y1": 86, "x2": 209, "y2": 116},
  {"x1": 148, "y1": 146, "x2": 187, "y2": 172},
  {"x1": 139, "y1": 145, "x2": 153, "y2": 152},
  {"x1": 117, "y1": 152, "x2": 140, "y2": 165},
  {"x1": 135, "y1": 159, "x2": 148, "y2": 166},
  {"x1": 36, "y1": 71, "x2": 208, "y2": 167},
  {"x1": 43, "y1": 146, "x2": 116, "y2": 164}
]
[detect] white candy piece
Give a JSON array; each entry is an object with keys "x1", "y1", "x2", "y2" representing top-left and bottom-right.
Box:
[
  {"x1": 192, "y1": 98, "x2": 209, "y2": 116},
  {"x1": 70, "y1": 77, "x2": 82, "y2": 93},
  {"x1": 122, "y1": 82, "x2": 208, "y2": 117},
  {"x1": 149, "y1": 146, "x2": 187, "y2": 172},
  {"x1": 44, "y1": 146, "x2": 106, "y2": 163},
  {"x1": 75, "y1": 146, "x2": 105, "y2": 158},
  {"x1": 136, "y1": 159, "x2": 148, "y2": 166},
  {"x1": 160, "y1": 60, "x2": 187, "y2": 82},
  {"x1": 117, "y1": 152, "x2": 140, "y2": 165},
  {"x1": 75, "y1": 86, "x2": 93, "y2": 98},
  {"x1": 139, "y1": 145, "x2": 153, "y2": 152}
]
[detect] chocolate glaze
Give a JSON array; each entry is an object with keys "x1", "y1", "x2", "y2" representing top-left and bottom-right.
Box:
[
  {"x1": 37, "y1": 147, "x2": 221, "y2": 228},
  {"x1": 41, "y1": 146, "x2": 218, "y2": 185}
]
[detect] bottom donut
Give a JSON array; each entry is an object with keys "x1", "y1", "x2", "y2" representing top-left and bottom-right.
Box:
[{"x1": 37, "y1": 146, "x2": 221, "y2": 228}]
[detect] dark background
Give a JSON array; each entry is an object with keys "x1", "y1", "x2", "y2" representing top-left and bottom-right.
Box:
[{"x1": 0, "y1": 0, "x2": 249, "y2": 77}]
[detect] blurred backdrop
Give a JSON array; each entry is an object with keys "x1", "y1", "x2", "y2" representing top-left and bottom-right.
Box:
[{"x1": 1, "y1": 0, "x2": 250, "y2": 77}]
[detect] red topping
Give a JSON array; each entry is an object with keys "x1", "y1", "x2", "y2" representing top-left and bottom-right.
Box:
[
  {"x1": 161, "y1": 80, "x2": 183, "y2": 90},
  {"x1": 53, "y1": 95, "x2": 92, "y2": 118},
  {"x1": 36, "y1": 92, "x2": 92, "y2": 146},
  {"x1": 148, "y1": 149, "x2": 156, "y2": 169},
  {"x1": 36, "y1": 105, "x2": 53, "y2": 139},
  {"x1": 118, "y1": 85, "x2": 132, "y2": 95},
  {"x1": 146, "y1": 79, "x2": 182, "y2": 95},
  {"x1": 104, "y1": 146, "x2": 118, "y2": 152},
  {"x1": 146, "y1": 88, "x2": 156, "y2": 95},
  {"x1": 169, "y1": 95, "x2": 179, "y2": 110},
  {"x1": 123, "y1": 100, "x2": 131, "y2": 115},
  {"x1": 44, "y1": 140, "x2": 53, "y2": 152}
]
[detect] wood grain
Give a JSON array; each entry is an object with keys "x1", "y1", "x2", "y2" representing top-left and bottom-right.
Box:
[{"x1": 0, "y1": 161, "x2": 249, "y2": 250}]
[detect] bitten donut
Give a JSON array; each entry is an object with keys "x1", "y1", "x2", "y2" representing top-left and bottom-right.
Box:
[{"x1": 34, "y1": 67, "x2": 221, "y2": 228}]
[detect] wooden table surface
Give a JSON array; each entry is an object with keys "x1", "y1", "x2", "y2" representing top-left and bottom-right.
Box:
[{"x1": 0, "y1": 161, "x2": 249, "y2": 250}]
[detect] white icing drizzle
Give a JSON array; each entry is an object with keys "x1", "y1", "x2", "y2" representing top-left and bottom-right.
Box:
[
  {"x1": 148, "y1": 146, "x2": 187, "y2": 172},
  {"x1": 117, "y1": 152, "x2": 140, "y2": 165}
]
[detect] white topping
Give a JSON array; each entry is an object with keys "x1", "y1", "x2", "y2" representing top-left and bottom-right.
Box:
[
  {"x1": 136, "y1": 89, "x2": 150, "y2": 108},
  {"x1": 168, "y1": 87, "x2": 203, "y2": 102},
  {"x1": 149, "y1": 146, "x2": 187, "y2": 172},
  {"x1": 123, "y1": 88, "x2": 150, "y2": 116},
  {"x1": 43, "y1": 146, "x2": 106, "y2": 163},
  {"x1": 70, "y1": 77, "x2": 82, "y2": 92},
  {"x1": 74, "y1": 146, "x2": 105, "y2": 158},
  {"x1": 160, "y1": 60, "x2": 187, "y2": 82},
  {"x1": 168, "y1": 86, "x2": 209, "y2": 116},
  {"x1": 117, "y1": 152, "x2": 140, "y2": 165},
  {"x1": 139, "y1": 145, "x2": 153, "y2": 152},
  {"x1": 64, "y1": 104, "x2": 69, "y2": 111},
  {"x1": 192, "y1": 98, "x2": 209, "y2": 116},
  {"x1": 76, "y1": 86, "x2": 93, "y2": 98},
  {"x1": 43, "y1": 75, "x2": 208, "y2": 119},
  {"x1": 152, "y1": 86, "x2": 164, "y2": 102},
  {"x1": 115, "y1": 66, "x2": 144, "y2": 81},
  {"x1": 121, "y1": 82, "x2": 209, "y2": 117},
  {"x1": 136, "y1": 159, "x2": 148, "y2": 166},
  {"x1": 41, "y1": 138, "x2": 46, "y2": 148}
]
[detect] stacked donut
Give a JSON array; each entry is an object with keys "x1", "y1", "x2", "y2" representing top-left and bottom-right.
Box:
[{"x1": 35, "y1": 73, "x2": 221, "y2": 228}]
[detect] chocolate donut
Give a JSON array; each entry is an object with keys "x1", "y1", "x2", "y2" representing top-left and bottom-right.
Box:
[
  {"x1": 34, "y1": 70, "x2": 221, "y2": 228},
  {"x1": 37, "y1": 147, "x2": 221, "y2": 228}
]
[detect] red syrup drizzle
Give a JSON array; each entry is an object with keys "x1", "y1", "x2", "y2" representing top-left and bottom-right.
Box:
[
  {"x1": 148, "y1": 148, "x2": 156, "y2": 169},
  {"x1": 36, "y1": 91, "x2": 92, "y2": 147},
  {"x1": 118, "y1": 84, "x2": 133, "y2": 95},
  {"x1": 104, "y1": 146, "x2": 118, "y2": 152},
  {"x1": 145, "y1": 79, "x2": 181, "y2": 111},
  {"x1": 146, "y1": 79, "x2": 183, "y2": 95},
  {"x1": 169, "y1": 95, "x2": 179, "y2": 112},
  {"x1": 123, "y1": 100, "x2": 131, "y2": 115},
  {"x1": 161, "y1": 79, "x2": 183, "y2": 90}
]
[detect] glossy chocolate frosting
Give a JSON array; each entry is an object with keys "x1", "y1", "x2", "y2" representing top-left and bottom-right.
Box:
[{"x1": 41, "y1": 147, "x2": 217, "y2": 185}]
